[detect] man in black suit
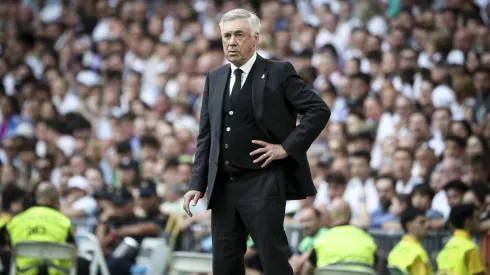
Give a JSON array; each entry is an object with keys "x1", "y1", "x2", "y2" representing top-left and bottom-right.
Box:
[{"x1": 183, "y1": 9, "x2": 330, "y2": 275}]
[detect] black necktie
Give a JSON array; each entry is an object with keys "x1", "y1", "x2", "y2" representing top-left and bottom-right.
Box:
[{"x1": 231, "y1": 68, "x2": 243, "y2": 96}]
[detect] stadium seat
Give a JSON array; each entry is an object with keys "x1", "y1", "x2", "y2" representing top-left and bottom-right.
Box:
[
  {"x1": 75, "y1": 232, "x2": 110, "y2": 275},
  {"x1": 9, "y1": 242, "x2": 78, "y2": 275},
  {"x1": 315, "y1": 262, "x2": 377, "y2": 275},
  {"x1": 387, "y1": 266, "x2": 408, "y2": 275},
  {"x1": 71, "y1": 217, "x2": 99, "y2": 235},
  {"x1": 136, "y1": 237, "x2": 171, "y2": 275},
  {"x1": 168, "y1": 251, "x2": 213, "y2": 274}
]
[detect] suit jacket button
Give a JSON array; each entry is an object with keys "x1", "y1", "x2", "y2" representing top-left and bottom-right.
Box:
[
  {"x1": 230, "y1": 177, "x2": 234, "y2": 180},
  {"x1": 224, "y1": 144, "x2": 229, "y2": 148},
  {"x1": 225, "y1": 160, "x2": 229, "y2": 165}
]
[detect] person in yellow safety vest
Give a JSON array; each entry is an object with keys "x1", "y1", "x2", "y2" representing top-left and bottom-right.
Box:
[
  {"x1": 292, "y1": 199, "x2": 378, "y2": 274},
  {"x1": 437, "y1": 203, "x2": 487, "y2": 275},
  {"x1": 7, "y1": 182, "x2": 75, "y2": 275},
  {"x1": 388, "y1": 207, "x2": 433, "y2": 274}
]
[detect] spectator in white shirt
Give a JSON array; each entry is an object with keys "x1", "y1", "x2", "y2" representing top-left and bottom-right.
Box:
[
  {"x1": 408, "y1": 111, "x2": 432, "y2": 145},
  {"x1": 345, "y1": 151, "x2": 378, "y2": 229},
  {"x1": 393, "y1": 147, "x2": 422, "y2": 194},
  {"x1": 50, "y1": 77, "x2": 80, "y2": 115}
]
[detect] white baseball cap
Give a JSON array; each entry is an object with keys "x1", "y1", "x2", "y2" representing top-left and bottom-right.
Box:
[
  {"x1": 447, "y1": 50, "x2": 465, "y2": 66},
  {"x1": 67, "y1": 176, "x2": 89, "y2": 192}
]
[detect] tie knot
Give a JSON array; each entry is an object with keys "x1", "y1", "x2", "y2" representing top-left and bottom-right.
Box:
[{"x1": 234, "y1": 68, "x2": 243, "y2": 77}]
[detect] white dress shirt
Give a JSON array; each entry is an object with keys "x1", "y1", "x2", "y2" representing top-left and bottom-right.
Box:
[
  {"x1": 396, "y1": 177, "x2": 423, "y2": 194},
  {"x1": 432, "y1": 190, "x2": 450, "y2": 220},
  {"x1": 229, "y1": 52, "x2": 257, "y2": 95},
  {"x1": 344, "y1": 177, "x2": 379, "y2": 216}
]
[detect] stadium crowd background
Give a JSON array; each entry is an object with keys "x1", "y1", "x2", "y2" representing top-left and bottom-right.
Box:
[{"x1": 0, "y1": 0, "x2": 490, "y2": 274}]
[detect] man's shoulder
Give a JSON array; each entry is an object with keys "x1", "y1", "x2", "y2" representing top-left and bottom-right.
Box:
[
  {"x1": 261, "y1": 56, "x2": 290, "y2": 71},
  {"x1": 208, "y1": 63, "x2": 230, "y2": 77}
]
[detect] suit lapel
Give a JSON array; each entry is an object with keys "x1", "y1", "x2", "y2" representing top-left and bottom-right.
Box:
[
  {"x1": 252, "y1": 54, "x2": 267, "y2": 120},
  {"x1": 209, "y1": 64, "x2": 230, "y2": 142}
]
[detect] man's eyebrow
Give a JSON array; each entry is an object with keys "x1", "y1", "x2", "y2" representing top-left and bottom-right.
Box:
[{"x1": 223, "y1": 29, "x2": 246, "y2": 35}]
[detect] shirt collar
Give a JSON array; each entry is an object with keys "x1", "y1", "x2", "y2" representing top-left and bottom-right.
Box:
[
  {"x1": 454, "y1": 229, "x2": 472, "y2": 240},
  {"x1": 402, "y1": 234, "x2": 421, "y2": 244},
  {"x1": 230, "y1": 52, "x2": 257, "y2": 75}
]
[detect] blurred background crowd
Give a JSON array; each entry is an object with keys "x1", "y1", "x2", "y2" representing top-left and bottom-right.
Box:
[{"x1": 0, "y1": 0, "x2": 490, "y2": 274}]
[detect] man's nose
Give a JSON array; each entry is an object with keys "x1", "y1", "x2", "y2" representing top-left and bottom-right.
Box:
[{"x1": 228, "y1": 35, "x2": 237, "y2": 45}]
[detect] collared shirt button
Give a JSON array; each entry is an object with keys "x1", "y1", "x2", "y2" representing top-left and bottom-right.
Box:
[
  {"x1": 226, "y1": 127, "x2": 230, "y2": 131},
  {"x1": 229, "y1": 111, "x2": 234, "y2": 115}
]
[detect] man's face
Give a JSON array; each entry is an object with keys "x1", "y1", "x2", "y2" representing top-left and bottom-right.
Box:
[
  {"x1": 327, "y1": 183, "x2": 345, "y2": 201},
  {"x1": 138, "y1": 196, "x2": 159, "y2": 212},
  {"x1": 299, "y1": 208, "x2": 321, "y2": 237},
  {"x1": 221, "y1": 19, "x2": 258, "y2": 66},
  {"x1": 36, "y1": 159, "x2": 52, "y2": 181},
  {"x1": 399, "y1": 49, "x2": 417, "y2": 69},
  {"x1": 349, "y1": 157, "x2": 370, "y2": 180},
  {"x1": 446, "y1": 188, "x2": 463, "y2": 207},
  {"x1": 432, "y1": 109, "x2": 451, "y2": 134},
  {"x1": 411, "y1": 193, "x2": 431, "y2": 211},
  {"x1": 409, "y1": 114, "x2": 429, "y2": 141},
  {"x1": 141, "y1": 145, "x2": 157, "y2": 161},
  {"x1": 408, "y1": 215, "x2": 428, "y2": 239},
  {"x1": 121, "y1": 169, "x2": 137, "y2": 185},
  {"x1": 466, "y1": 165, "x2": 487, "y2": 184},
  {"x1": 70, "y1": 156, "x2": 87, "y2": 176},
  {"x1": 474, "y1": 71, "x2": 490, "y2": 94},
  {"x1": 443, "y1": 140, "x2": 462, "y2": 159},
  {"x1": 376, "y1": 179, "x2": 396, "y2": 204},
  {"x1": 393, "y1": 151, "x2": 412, "y2": 180}
]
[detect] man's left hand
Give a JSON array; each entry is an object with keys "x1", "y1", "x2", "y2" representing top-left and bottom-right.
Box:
[{"x1": 250, "y1": 140, "x2": 289, "y2": 168}]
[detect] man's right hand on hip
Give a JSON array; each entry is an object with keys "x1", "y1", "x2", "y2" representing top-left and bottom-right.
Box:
[{"x1": 183, "y1": 190, "x2": 203, "y2": 217}]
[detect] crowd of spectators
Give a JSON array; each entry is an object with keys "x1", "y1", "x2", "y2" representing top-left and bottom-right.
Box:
[{"x1": 0, "y1": 0, "x2": 490, "y2": 274}]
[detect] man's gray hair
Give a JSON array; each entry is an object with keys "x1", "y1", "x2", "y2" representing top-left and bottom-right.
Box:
[{"x1": 219, "y1": 9, "x2": 261, "y2": 35}]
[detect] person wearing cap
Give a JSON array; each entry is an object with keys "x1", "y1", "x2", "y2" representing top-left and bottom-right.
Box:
[
  {"x1": 96, "y1": 188, "x2": 136, "y2": 256},
  {"x1": 446, "y1": 49, "x2": 466, "y2": 77},
  {"x1": 135, "y1": 180, "x2": 166, "y2": 225},
  {"x1": 93, "y1": 185, "x2": 114, "y2": 216},
  {"x1": 99, "y1": 183, "x2": 166, "y2": 275},
  {"x1": 61, "y1": 175, "x2": 97, "y2": 218},
  {"x1": 118, "y1": 158, "x2": 141, "y2": 190}
]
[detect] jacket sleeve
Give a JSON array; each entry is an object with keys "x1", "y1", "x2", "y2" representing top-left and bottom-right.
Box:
[
  {"x1": 188, "y1": 73, "x2": 211, "y2": 194},
  {"x1": 280, "y1": 62, "x2": 331, "y2": 162}
]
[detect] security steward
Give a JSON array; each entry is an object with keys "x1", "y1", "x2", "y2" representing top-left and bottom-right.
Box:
[
  {"x1": 437, "y1": 203, "x2": 486, "y2": 275},
  {"x1": 293, "y1": 199, "x2": 378, "y2": 274},
  {"x1": 388, "y1": 208, "x2": 433, "y2": 274},
  {"x1": 6, "y1": 182, "x2": 85, "y2": 275}
]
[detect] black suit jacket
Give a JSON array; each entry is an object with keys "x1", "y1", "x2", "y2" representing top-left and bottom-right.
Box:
[{"x1": 189, "y1": 54, "x2": 331, "y2": 208}]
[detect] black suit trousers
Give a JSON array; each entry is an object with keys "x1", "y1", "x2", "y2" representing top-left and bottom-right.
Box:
[{"x1": 211, "y1": 166, "x2": 293, "y2": 275}]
